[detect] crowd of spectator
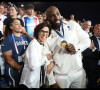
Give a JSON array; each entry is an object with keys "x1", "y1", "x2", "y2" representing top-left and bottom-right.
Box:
[{"x1": 0, "y1": 1, "x2": 100, "y2": 88}]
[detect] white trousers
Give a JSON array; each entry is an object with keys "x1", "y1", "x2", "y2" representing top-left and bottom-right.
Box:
[{"x1": 55, "y1": 69, "x2": 86, "y2": 88}]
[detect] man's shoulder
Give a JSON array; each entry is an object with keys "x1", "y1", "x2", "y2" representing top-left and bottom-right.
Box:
[
  {"x1": 63, "y1": 20, "x2": 77, "y2": 26},
  {"x1": 22, "y1": 15, "x2": 29, "y2": 19},
  {"x1": 33, "y1": 16, "x2": 39, "y2": 21},
  {"x1": 69, "y1": 20, "x2": 78, "y2": 25},
  {"x1": 66, "y1": 20, "x2": 81, "y2": 29}
]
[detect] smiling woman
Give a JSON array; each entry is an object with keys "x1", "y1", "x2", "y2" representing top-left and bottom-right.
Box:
[
  {"x1": 38, "y1": 27, "x2": 49, "y2": 44},
  {"x1": 19, "y1": 22, "x2": 54, "y2": 88},
  {"x1": 34, "y1": 22, "x2": 51, "y2": 44}
]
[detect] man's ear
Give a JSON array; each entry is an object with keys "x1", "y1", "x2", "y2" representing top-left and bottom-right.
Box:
[{"x1": 44, "y1": 19, "x2": 51, "y2": 25}]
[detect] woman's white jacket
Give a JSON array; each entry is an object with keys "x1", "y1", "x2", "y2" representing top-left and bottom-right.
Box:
[{"x1": 19, "y1": 39, "x2": 50, "y2": 88}]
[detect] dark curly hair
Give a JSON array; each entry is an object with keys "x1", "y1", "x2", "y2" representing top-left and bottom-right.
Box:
[
  {"x1": 34, "y1": 22, "x2": 51, "y2": 40},
  {"x1": 4, "y1": 18, "x2": 19, "y2": 37}
]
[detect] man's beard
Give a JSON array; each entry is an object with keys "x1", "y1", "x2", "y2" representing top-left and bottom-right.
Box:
[{"x1": 50, "y1": 19, "x2": 62, "y2": 30}]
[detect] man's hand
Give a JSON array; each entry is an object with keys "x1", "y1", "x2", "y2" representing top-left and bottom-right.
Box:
[
  {"x1": 21, "y1": 27, "x2": 27, "y2": 34},
  {"x1": 89, "y1": 40, "x2": 95, "y2": 50},
  {"x1": 65, "y1": 43, "x2": 76, "y2": 54},
  {"x1": 52, "y1": 83, "x2": 60, "y2": 88}
]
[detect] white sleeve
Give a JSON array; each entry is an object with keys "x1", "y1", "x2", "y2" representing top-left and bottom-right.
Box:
[
  {"x1": 46, "y1": 70, "x2": 56, "y2": 85},
  {"x1": 42, "y1": 38, "x2": 54, "y2": 66},
  {"x1": 26, "y1": 40, "x2": 41, "y2": 71},
  {"x1": 42, "y1": 38, "x2": 53, "y2": 55},
  {"x1": 42, "y1": 38, "x2": 56, "y2": 85},
  {"x1": 25, "y1": 39, "x2": 51, "y2": 71},
  {"x1": 41, "y1": 55, "x2": 50, "y2": 67},
  {"x1": 73, "y1": 23, "x2": 91, "y2": 53}
]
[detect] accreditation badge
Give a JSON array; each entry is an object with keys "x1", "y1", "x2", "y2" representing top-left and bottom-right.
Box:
[
  {"x1": 60, "y1": 40, "x2": 67, "y2": 48},
  {"x1": 18, "y1": 56, "x2": 22, "y2": 62}
]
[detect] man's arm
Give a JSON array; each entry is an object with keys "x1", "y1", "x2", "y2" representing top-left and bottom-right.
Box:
[
  {"x1": 89, "y1": 40, "x2": 100, "y2": 58},
  {"x1": 73, "y1": 22, "x2": 91, "y2": 53},
  {"x1": 42, "y1": 39, "x2": 58, "y2": 86}
]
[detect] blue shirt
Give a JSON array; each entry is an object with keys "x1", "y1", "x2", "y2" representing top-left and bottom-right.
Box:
[
  {"x1": 23, "y1": 16, "x2": 39, "y2": 36},
  {"x1": 1, "y1": 34, "x2": 31, "y2": 68}
]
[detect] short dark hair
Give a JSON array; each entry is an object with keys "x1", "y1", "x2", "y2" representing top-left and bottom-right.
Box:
[
  {"x1": 34, "y1": 22, "x2": 51, "y2": 40},
  {"x1": 25, "y1": 4, "x2": 35, "y2": 10}
]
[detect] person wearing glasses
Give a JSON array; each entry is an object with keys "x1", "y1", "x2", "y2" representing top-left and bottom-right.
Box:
[
  {"x1": 42, "y1": 6, "x2": 91, "y2": 88},
  {"x1": 82, "y1": 24, "x2": 100, "y2": 88},
  {"x1": 19, "y1": 22, "x2": 54, "y2": 88}
]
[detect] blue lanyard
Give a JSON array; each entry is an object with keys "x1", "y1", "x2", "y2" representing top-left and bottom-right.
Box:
[
  {"x1": 54, "y1": 24, "x2": 66, "y2": 41},
  {"x1": 12, "y1": 33, "x2": 25, "y2": 55}
]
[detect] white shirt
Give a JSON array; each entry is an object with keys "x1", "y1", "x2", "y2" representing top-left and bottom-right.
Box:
[
  {"x1": 0, "y1": 14, "x2": 7, "y2": 34},
  {"x1": 42, "y1": 21, "x2": 91, "y2": 85},
  {"x1": 19, "y1": 39, "x2": 50, "y2": 88}
]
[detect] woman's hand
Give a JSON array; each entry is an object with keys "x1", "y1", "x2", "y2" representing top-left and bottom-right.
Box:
[
  {"x1": 45, "y1": 61, "x2": 54, "y2": 74},
  {"x1": 46, "y1": 54, "x2": 52, "y2": 60}
]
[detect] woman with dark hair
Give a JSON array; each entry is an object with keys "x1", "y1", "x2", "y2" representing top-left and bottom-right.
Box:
[
  {"x1": 34, "y1": 22, "x2": 51, "y2": 44},
  {"x1": 19, "y1": 22, "x2": 54, "y2": 88},
  {"x1": 1, "y1": 18, "x2": 31, "y2": 88}
]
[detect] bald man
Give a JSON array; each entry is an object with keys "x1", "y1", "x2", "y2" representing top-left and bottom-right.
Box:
[
  {"x1": 83, "y1": 24, "x2": 100, "y2": 88},
  {"x1": 42, "y1": 6, "x2": 91, "y2": 88}
]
